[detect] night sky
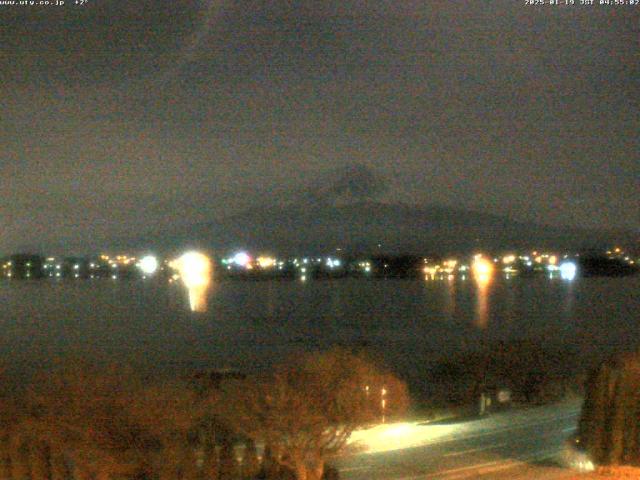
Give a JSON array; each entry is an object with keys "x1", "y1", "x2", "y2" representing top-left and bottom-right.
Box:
[{"x1": 1, "y1": 0, "x2": 638, "y2": 252}]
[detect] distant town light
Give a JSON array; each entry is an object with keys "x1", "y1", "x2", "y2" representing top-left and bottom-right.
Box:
[
  {"x1": 326, "y1": 257, "x2": 342, "y2": 268},
  {"x1": 138, "y1": 255, "x2": 159, "y2": 275},
  {"x1": 424, "y1": 266, "x2": 438, "y2": 280},
  {"x1": 174, "y1": 252, "x2": 211, "y2": 288},
  {"x1": 172, "y1": 251, "x2": 212, "y2": 312},
  {"x1": 232, "y1": 252, "x2": 251, "y2": 267},
  {"x1": 472, "y1": 255, "x2": 494, "y2": 286},
  {"x1": 257, "y1": 256, "x2": 276, "y2": 268},
  {"x1": 560, "y1": 261, "x2": 577, "y2": 281}
]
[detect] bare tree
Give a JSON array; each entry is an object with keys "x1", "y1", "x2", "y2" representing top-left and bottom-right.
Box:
[{"x1": 216, "y1": 349, "x2": 409, "y2": 480}]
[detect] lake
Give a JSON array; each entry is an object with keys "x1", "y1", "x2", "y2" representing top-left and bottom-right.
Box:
[{"x1": 1, "y1": 275, "x2": 638, "y2": 393}]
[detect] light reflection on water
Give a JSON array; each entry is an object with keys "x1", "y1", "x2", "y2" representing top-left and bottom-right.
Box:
[
  {"x1": 0, "y1": 276, "x2": 638, "y2": 387},
  {"x1": 187, "y1": 284, "x2": 210, "y2": 313},
  {"x1": 170, "y1": 251, "x2": 213, "y2": 312},
  {"x1": 474, "y1": 281, "x2": 490, "y2": 329}
]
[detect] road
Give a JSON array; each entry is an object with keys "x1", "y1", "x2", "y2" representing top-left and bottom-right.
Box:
[{"x1": 337, "y1": 400, "x2": 588, "y2": 479}]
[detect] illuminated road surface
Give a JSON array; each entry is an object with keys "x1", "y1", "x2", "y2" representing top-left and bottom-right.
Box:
[{"x1": 338, "y1": 400, "x2": 583, "y2": 479}]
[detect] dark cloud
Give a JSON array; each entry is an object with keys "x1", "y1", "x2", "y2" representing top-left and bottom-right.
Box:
[{"x1": 0, "y1": 0, "x2": 638, "y2": 251}]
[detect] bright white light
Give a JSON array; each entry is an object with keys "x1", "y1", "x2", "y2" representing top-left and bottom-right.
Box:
[
  {"x1": 138, "y1": 255, "x2": 159, "y2": 275},
  {"x1": 349, "y1": 421, "x2": 463, "y2": 454},
  {"x1": 175, "y1": 252, "x2": 211, "y2": 289},
  {"x1": 232, "y1": 252, "x2": 251, "y2": 267},
  {"x1": 171, "y1": 251, "x2": 212, "y2": 312},
  {"x1": 326, "y1": 257, "x2": 340, "y2": 268},
  {"x1": 560, "y1": 261, "x2": 577, "y2": 281}
]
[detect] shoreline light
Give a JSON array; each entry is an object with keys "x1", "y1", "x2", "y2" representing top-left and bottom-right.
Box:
[
  {"x1": 560, "y1": 261, "x2": 577, "y2": 281},
  {"x1": 232, "y1": 252, "x2": 251, "y2": 267},
  {"x1": 257, "y1": 256, "x2": 276, "y2": 268},
  {"x1": 472, "y1": 255, "x2": 494, "y2": 285},
  {"x1": 138, "y1": 255, "x2": 159, "y2": 275},
  {"x1": 171, "y1": 251, "x2": 212, "y2": 312}
]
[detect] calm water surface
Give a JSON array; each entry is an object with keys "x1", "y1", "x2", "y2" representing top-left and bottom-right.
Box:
[{"x1": 1, "y1": 276, "x2": 638, "y2": 389}]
